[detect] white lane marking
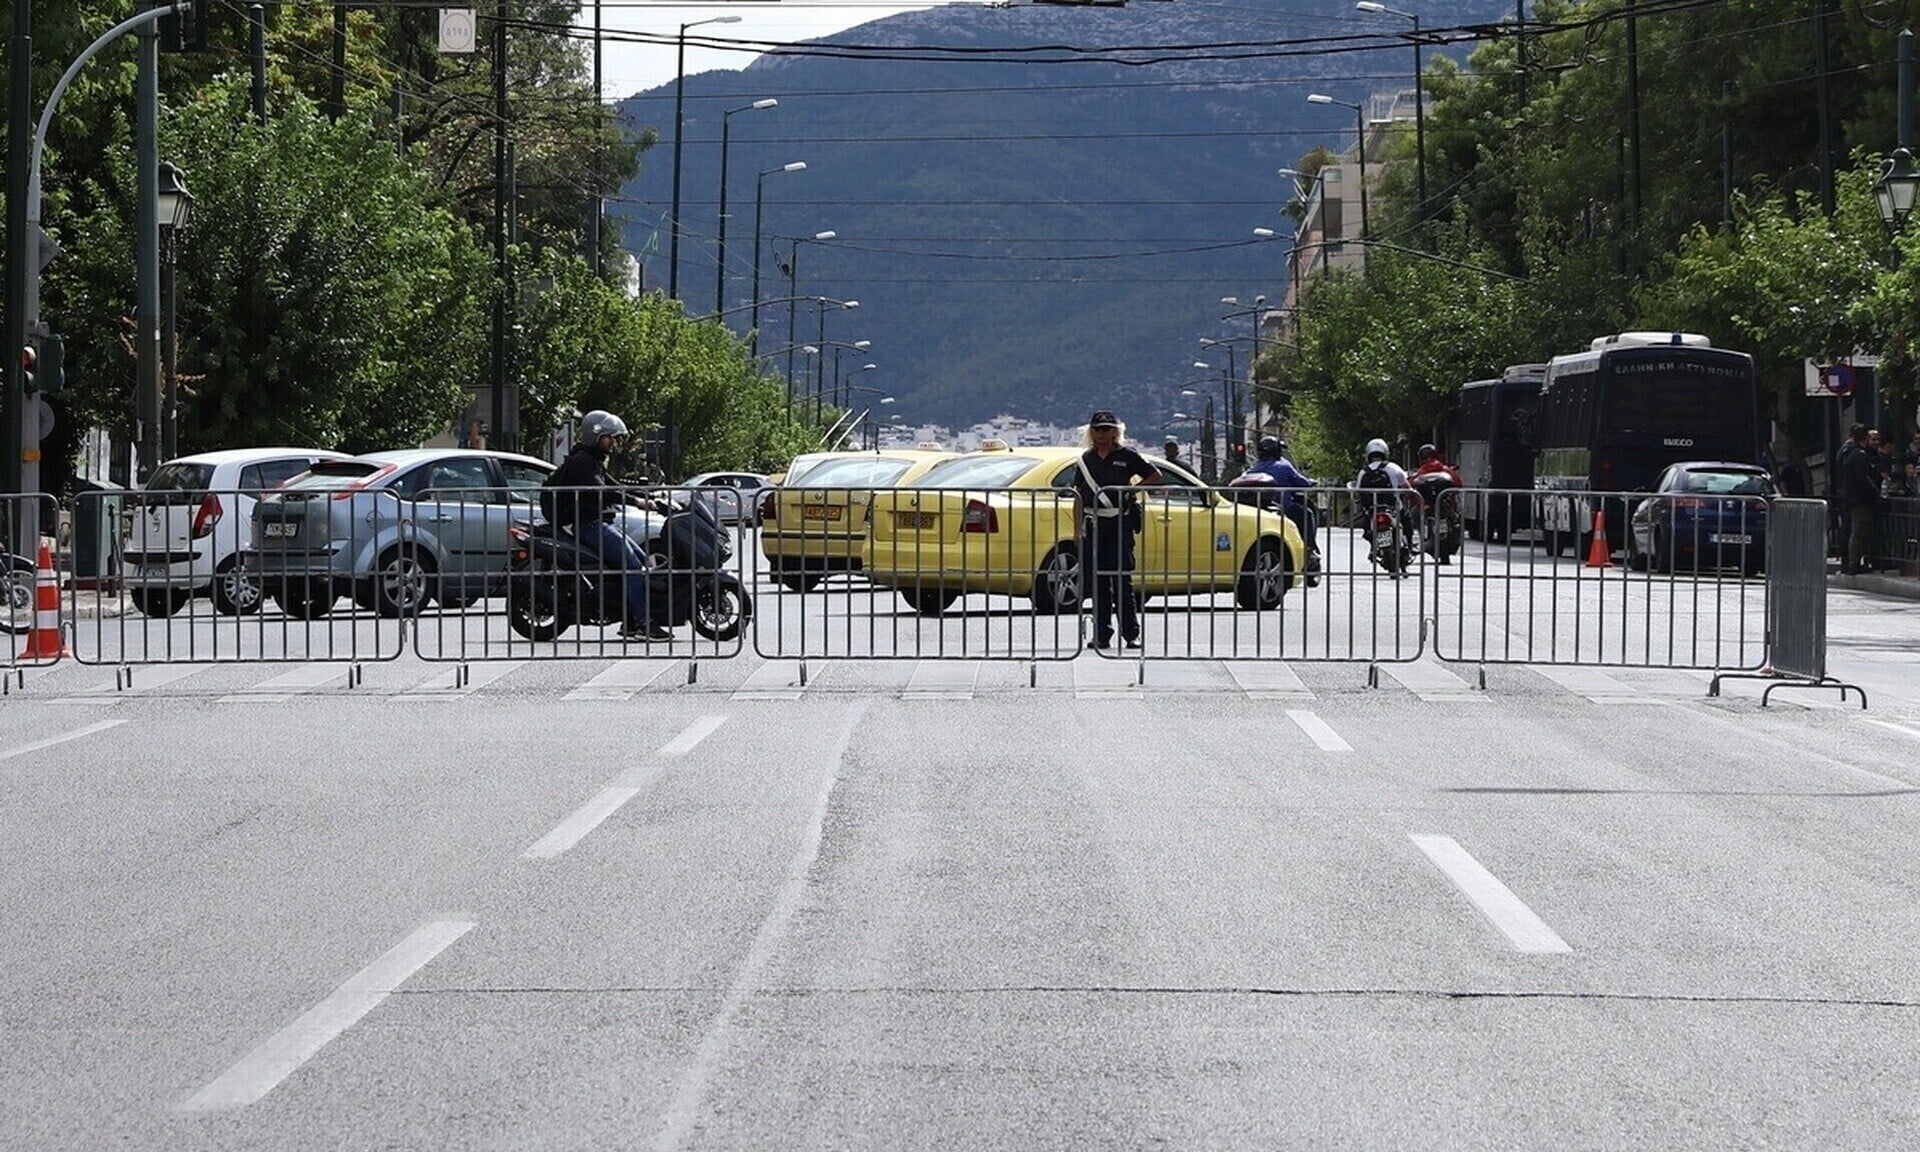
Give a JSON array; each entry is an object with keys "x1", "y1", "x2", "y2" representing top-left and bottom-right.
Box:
[
  {"x1": 1530, "y1": 665, "x2": 1645, "y2": 703},
  {"x1": 731, "y1": 660, "x2": 814, "y2": 701},
  {"x1": 1224, "y1": 661, "x2": 1313, "y2": 700},
  {"x1": 217, "y1": 664, "x2": 347, "y2": 704},
  {"x1": 1410, "y1": 834, "x2": 1571, "y2": 955},
  {"x1": 390, "y1": 661, "x2": 525, "y2": 702},
  {"x1": 1865, "y1": 718, "x2": 1920, "y2": 742},
  {"x1": 653, "y1": 706, "x2": 867, "y2": 1152},
  {"x1": 1379, "y1": 662, "x2": 1487, "y2": 703},
  {"x1": 179, "y1": 920, "x2": 474, "y2": 1111},
  {"x1": 51, "y1": 664, "x2": 213, "y2": 704},
  {"x1": 0, "y1": 718, "x2": 127, "y2": 763},
  {"x1": 523, "y1": 787, "x2": 643, "y2": 859},
  {"x1": 1285, "y1": 709, "x2": 1352, "y2": 752},
  {"x1": 565, "y1": 660, "x2": 674, "y2": 701},
  {"x1": 904, "y1": 660, "x2": 981, "y2": 700},
  {"x1": 657, "y1": 715, "x2": 727, "y2": 757}
]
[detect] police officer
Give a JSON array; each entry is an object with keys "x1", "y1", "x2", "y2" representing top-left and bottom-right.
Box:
[{"x1": 1071, "y1": 410, "x2": 1162, "y2": 650}]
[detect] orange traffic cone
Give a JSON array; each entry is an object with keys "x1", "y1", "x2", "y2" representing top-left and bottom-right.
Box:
[
  {"x1": 19, "y1": 543, "x2": 71, "y2": 660},
  {"x1": 1584, "y1": 508, "x2": 1614, "y2": 569}
]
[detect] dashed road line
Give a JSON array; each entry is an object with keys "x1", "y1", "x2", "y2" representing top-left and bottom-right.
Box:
[
  {"x1": 564, "y1": 660, "x2": 676, "y2": 701},
  {"x1": 217, "y1": 664, "x2": 349, "y2": 704},
  {"x1": 1224, "y1": 661, "x2": 1313, "y2": 700},
  {"x1": 390, "y1": 661, "x2": 526, "y2": 702},
  {"x1": 524, "y1": 787, "x2": 644, "y2": 859},
  {"x1": 179, "y1": 920, "x2": 474, "y2": 1111},
  {"x1": 654, "y1": 715, "x2": 727, "y2": 758},
  {"x1": 1410, "y1": 834, "x2": 1572, "y2": 954},
  {"x1": 903, "y1": 660, "x2": 981, "y2": 700},
  {"x1": 1285, "y1": 709, "x2": 1352, "y2": 752},
  {"x1": 1865, "y1": 718, "x2": 1920, "y2": 742},
  {"x1": 0, "y1": 718, "x2": 127, "y2": 762}
]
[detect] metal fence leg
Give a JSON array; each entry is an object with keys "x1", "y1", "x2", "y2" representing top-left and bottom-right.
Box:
[
  {"x1": 799, "y1": 659, "x2": 810, "y2": 688},
  {"x1": 687, "y1": 655, "x2": 699, "y2": 686},
  {"x1": 1367, "y1": 663, "x2": 1380, "y2": 689}
]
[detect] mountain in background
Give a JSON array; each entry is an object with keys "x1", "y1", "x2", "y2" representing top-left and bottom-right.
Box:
[{"x1": 615, "y1": 0, "x2": 1509, "y2": 431}]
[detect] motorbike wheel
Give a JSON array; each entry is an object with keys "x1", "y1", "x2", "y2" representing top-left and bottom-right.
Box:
[
  {"x1": 691, "y1": 580, "x2": 747, "y2": 641},
  {"x1": 506, "y1": 578, "x2": 566, "y2": 642}
]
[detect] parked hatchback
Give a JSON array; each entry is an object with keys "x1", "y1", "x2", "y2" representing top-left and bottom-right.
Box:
[
  {"x1": 250, "y1": 449, "x2": 557, "y2": 618},
  {"x1": 120, "y1": 447, "x2": 350, "y2": 617}
]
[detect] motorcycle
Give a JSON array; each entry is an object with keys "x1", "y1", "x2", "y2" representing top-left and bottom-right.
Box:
[
  {"x1": 1411, "y1": 473, "x2": 1463, "y2": 564},
  {"x1": 505, "y1": 495, "x2": 750, "y2": 642},
  {"x1": 1362, "y1": 491, "x2": 1416, "y2": 577}
]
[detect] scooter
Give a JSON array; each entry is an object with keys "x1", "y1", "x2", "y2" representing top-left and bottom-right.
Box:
[
  {"x1": 1411, "y1": 473, "x2": 1463, "y2": 564},
  {"x1": 505, "y1": 496, "x2": 750, "y2": 642}
]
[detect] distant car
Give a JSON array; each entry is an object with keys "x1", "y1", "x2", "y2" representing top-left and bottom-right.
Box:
[
  {"x1": 758, "y1": 449, "x2": 958, "y2": 592},
  {"x1": 682, "y1": 471, "x2": 772, "y2": 526},
  {"x1": 1625, "y1": 461, "x2": 1775, "y2": 575},
  {"x1": 250, "y1": 449, "x2": 559, "y2": 619},
  {"x1": 120, "y1": 447, "x2": 352, "y2": 617}
]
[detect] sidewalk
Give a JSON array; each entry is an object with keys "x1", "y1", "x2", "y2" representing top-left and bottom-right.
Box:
[{"x1": 1829, "y1": 570, "x2": 1920, "y2": 602}]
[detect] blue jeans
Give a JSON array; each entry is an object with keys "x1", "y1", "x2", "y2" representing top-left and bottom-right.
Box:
[{"x1": 578, "y1": 520, "x2": 650, "y2": 627}]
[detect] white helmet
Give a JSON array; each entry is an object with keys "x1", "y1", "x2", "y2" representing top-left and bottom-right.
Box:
[
  {"x1": 582, "y1": 410, "x2": 629, "y2": 440},
  {"x1": 1365, "y1": 437, "x2": 1389, "y2": 458}
]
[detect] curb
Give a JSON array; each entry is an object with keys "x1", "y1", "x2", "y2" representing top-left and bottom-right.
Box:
[{"x1": 1828, "y1": 571, "x2": 1920, "y2": 602}]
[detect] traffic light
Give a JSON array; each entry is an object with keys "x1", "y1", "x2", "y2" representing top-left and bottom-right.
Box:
[
  {"x1": 161, "y1": 0, "x2": 208, "y2": 53},
  {"x1": 19, "y1": 344, "x2": 35, "y2": 394},
  {"x1": 37, "y1": 334, "x2": 64, "y2": 395}
]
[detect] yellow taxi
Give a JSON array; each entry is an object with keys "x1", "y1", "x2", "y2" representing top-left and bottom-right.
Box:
[
  {"x1": 863, "y1": 446, "x2": 1305, "y2": 615},
  {"x1": 759, "y1": 448, "x2": 956, "y2": 591}
]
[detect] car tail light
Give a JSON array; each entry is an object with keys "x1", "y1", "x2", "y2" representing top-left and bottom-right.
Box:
[
  {"x1": 1372, "y1": 512, "x2": 1394, "y2": 530},
  {"x1": 961, "y1": 499, "x2": 998, "y2": 534},
  {"x1": 190, "y1": 493, "x2": 223, "y2": 539},
  {"x1": 759, "y1": 491, "x2": 778, "y2": 523}
]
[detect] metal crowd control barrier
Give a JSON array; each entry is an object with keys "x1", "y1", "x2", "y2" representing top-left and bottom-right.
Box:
[
  {"x1": 1434, "y1": 487, "x2": 1767, "y2": 671},
  {"x1": 748, "y1": 483, "x2": 1425, "y2": 664},
  {"x1": 69, "y1": 487, "x2": 408, "y2": 672},
  {"x1": 410, "y1": 485, "x2": 749, "y2": 674},
  {"x1": 1710, "y1": 498, "x2": 1865, "y2": 707},
  {"x1": 4, "y1": 494, "x2": 61, "y2": 680}
]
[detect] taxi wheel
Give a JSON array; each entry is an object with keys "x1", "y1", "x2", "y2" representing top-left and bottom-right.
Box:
[
  {"x1": 1030, "y1": 545, "x2": 1081, "y2": 614},
  {"x1": 211, "y1": 557, "x2": 264, "y2": 616},
  {"x1": 777, "y1": 572, "x2": 824, "y2": 593},
  {"x1": 1235, "y1": 541, "x2": 1289, "y2": 610},
  {"x1": 131, "y1": 587, "x2": 190, "y2": 618},
  {"x1": 901, "y1": 586, "x2": 958, "y2": 617}
]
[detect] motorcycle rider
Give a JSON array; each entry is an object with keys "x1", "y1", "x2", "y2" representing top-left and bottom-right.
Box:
[
  {"x1": 1408, "y1": 443, "x2": 1465, "y2": 564},
  {"x1": 542, "y1": 410, "x2": 674, "y2": 642},
  {"x1": 1244, "y1": 436, "x2": 1321, "y2": 571},
  {"x1": 1410, "y1": 443, "x2": 1464, "y2": 488},
  {"x1": 1355, "y1": 438, "x2": 1417, "y2": 568}
]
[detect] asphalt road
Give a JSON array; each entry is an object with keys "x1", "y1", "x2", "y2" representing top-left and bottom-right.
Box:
[{"x1": 3, "y1": 529, "x2": 1918, "y2": 1149}]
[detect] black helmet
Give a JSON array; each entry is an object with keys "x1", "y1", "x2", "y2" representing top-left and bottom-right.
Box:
[
  {"x1": 1418, "y1": 442, "x2": 1438, "y2": 461},
  {"x1": 1257, "y1": 435, "x2": 1286, "y2": 460}
]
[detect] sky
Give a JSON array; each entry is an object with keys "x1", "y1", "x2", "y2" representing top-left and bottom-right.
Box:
[{"x1": 583, "y1": 2, "x2": 936, "y2": 100}]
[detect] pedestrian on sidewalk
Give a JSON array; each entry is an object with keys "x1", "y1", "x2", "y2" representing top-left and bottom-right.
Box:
[{"x1": 1839, "y1": 423, "x2": 1880, "y2": 575}]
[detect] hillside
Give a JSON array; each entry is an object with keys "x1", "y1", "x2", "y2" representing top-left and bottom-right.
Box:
[{"x1": 615, "y1": 0, "x2": 1510, "y2": 429}]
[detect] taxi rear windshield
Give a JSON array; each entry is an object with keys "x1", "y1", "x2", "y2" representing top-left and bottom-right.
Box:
[
  {"x1": 791, "y1": 457, "x2": 922, "y2": 488},
  {"x1": 910, "y1": 456, "x2": 1044, "y2": 489},
  {"x1": 281, "y1": 461, "x2": 385, "y2": 491}
]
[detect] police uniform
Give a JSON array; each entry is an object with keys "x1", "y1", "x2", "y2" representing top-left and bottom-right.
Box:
[{"x1": 1073, "y1": 412, "x2": 1157, "y2": 648}]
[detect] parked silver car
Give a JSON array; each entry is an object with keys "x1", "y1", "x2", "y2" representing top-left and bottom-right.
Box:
[
  {"x1": 682, "y1": 471, "x2": 772, "y2": 526},
  {"x1": 250, "y1": 449, "x2": 558, "y2": 618}
]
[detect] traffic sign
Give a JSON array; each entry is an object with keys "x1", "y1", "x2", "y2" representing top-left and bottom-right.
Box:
[{"x1": 1823, "y1": 363, "x2": 1857, "y2": 397}]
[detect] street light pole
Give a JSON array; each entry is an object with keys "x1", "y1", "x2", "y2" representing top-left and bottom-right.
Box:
[
  {"x1": 1308, "y1": 93, "x2": 1368, "y2": 239},
  {"x1": 1356, "y1": 3, "x2": 1425, "y2": 219},
  {"x1": 748, "y1": 161, "x2": 806, "y2": 351},
  {"x1": 157, "y1": 161, "x2": 193, "y2": 461},
  {"x1": 667, "y1": 14, "x2": 740, "y2": 301},
  {"x1": 780, "y1": 230, "x2": 833, "y2": 405},
  {"x1": 715, "y1": 98, "x2": 777, "y2": 316}
]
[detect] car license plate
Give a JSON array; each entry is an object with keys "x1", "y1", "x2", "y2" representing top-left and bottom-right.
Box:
[
  {"x1": 802, "y1": 505, "x2": 843, "y2": 522},
  {"x1": 263, "y1": 522, "x2": 296, "y2": 538},
  {"x1": 1710, "y1": 533, "x2": 1752, "y2": 545},
  {"x1": 895, "y1": 511, "x2": 938, "y2": 529}
]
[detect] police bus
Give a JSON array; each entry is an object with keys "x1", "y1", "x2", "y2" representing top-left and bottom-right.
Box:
[
  {"x1": 1532, "y1": 332, "x2": 1761, "y2": 555},
  {"x1": 1448, "y1": 363, "x2": 1545, "y2": 542}
]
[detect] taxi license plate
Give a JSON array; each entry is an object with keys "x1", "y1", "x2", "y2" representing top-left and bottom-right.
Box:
[
  {"x1": 802, "y1": 505, "x2": 843, "y2": 522},
  {"x1": 263, "y1": 522, "x2": 297, "y2": 538},
  {"x1": 895, "y1": 511, "x2": 938, "y2": 529},
  {"x1": 1710, "y1": 533, "x2": 1752, "y2": 545}
]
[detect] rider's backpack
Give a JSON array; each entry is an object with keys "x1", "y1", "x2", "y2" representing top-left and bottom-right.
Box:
[{"x1": 1357, "y1": 464, "x2": 1395, "y2": 492}]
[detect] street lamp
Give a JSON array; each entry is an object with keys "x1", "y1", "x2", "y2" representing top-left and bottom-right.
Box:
[
  {"x1": 667, "y1": 14, "x2": 741, "y2": 300},
  {"x1": 1878, "y1": 29, "x2": 1919, "y2": 233},
  {"x1": 748, "y1": 162, "x2": 807, "y2": 349},
  {"x1": 1355, "y1": 2, "x2": 1426, "y2": 219},
  {"x1": 157, "y1": 160, "x2": 194, "y2": 460},
  {"x1": 715, "y1": 97, "x2": 778, "y2": 315},
  {"x1": 784, "y1": 230, "x2": 835, "y2": 399},
  {"x1": 1307, "y1": 93, "x2": 1369, "y2": 238},
  {"x1": 815, "y1": 297, "x2": 858, "y2": 424}
]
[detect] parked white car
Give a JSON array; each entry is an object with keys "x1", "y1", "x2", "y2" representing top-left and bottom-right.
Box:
[
  {"x1": 682, "y1": 471, "x2": 773, "y2": 526},
  {"x1": 120, "y1": 447, "x2": 350, "y2": 616}
]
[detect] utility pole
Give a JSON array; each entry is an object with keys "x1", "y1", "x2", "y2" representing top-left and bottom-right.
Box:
[
  {"x1": 137, "y1": 4, "x2": 162, "y2": 480},
  {"x1": 587, "y1": 0, "x2": 602, "y2": 275},
  {"x1": 5, "y1": 0, "x2": 31, "y2": 507},
  {"x1": 250, "y1": 4, "x2": 267, "y2": 124},
  {"x1": 328, "y1": 2, "x2": 347, "y2": 122},
  {"x1": 1815, "y1": 0, "x2": 1835, "y2": 216},
  {"x1": 1625, "y1": 0, "x2": 1641, "y2": 230},
  {"x1": 490, "y1": 1, "x2": 509, "y2": 450}
]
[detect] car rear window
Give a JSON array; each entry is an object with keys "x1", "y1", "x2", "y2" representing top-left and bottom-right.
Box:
[
  {"x1": 911, "y1": 456, "x2": 1045, "y2": 488},
  {"x1": 1680, "y1": 470, "x2": 1775, "y2": 496},
  {"x1": 281, "y1": 461, "x2": 386, "y2": 491},
  {"x1": 793, "y1": 457, "x2": 923, "y2": 487},
  {"x1": 140, "y1": 463, "x2": 215, "y2": 504}
]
